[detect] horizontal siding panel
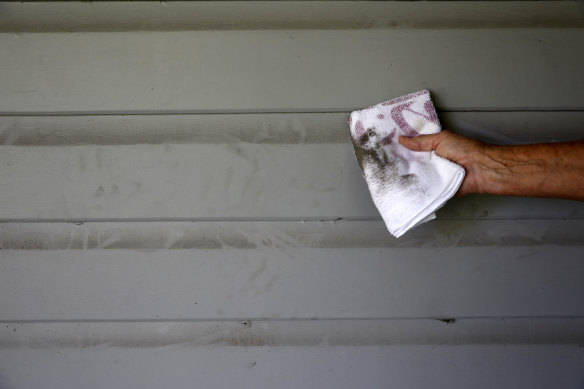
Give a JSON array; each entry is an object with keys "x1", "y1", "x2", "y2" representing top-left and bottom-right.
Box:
[
  {"x1": 2, "y1": 319, "x2": 584, "y2": 347},
  {"x1": 2, "y1": 111, "x2": 583, "y2": 146},
  {"x1": 2, "y1": 1, "x2": 584, "y2": 32},
  {"x1": 1, "y1": 142, "x2": 583, "y2": 220},
  {"x1": 0, "y1": 345, "x2": 582, "y2": 389},
  {"x1": 1, "y1": 29, "x2": 583, "y2": 113},
  {"x1": 1, "y1": 245, "x2": 583, "y2": 320},
  {"x1": 1, "y1": 220, "x2": 583, "y2": 250}
]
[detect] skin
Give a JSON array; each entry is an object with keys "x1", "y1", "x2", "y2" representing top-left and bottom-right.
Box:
[{"x1": 399, "y1": 131, "x2": 584, "y2": 201}]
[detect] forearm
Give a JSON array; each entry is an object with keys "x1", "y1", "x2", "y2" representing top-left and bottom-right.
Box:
[{"x1": 476, "y1": 141, "x2": 584, "y2": 200}]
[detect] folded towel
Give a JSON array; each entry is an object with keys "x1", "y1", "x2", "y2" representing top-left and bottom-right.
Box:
[{"x1": 349, "y1": 90, "x2": 465, "y2": 238}]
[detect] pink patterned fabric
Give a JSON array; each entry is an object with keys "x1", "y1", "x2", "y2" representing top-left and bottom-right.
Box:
[{"x1": 351, "y1": 89, "x2": 440, "y2": 144}]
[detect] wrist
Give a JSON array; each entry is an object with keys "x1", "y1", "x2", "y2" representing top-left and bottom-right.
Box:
[
  {"x1": 473, "y1": 144, "x2": 515, "y2": 196},
  {"x1": 477, "y1": 144, "x2": 552, "y2": 197}
]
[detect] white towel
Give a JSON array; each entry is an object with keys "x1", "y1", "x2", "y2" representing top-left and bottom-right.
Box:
[{"x1": 349, "y1": 90, "x2": 465, "y2": 238}]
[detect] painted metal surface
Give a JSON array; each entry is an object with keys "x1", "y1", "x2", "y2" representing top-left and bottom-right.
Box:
[
  {"x1": 1, "y1": 30, "x2": 583, "y2": 113},
  {"x1": 1, "y1": 1, "x2": 583, "y2": 388}
]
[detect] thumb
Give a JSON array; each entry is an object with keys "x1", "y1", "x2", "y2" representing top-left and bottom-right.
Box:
[{"x1": 399, "y1": 133, "x2": 444, "y2": 152}]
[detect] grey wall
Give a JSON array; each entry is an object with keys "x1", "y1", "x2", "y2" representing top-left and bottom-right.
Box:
[{"x1": 1, "y1": 2, "x2": 583, "y2": 388}]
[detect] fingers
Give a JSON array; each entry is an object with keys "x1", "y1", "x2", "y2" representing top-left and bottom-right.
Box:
[{"x1": 399, "y1": 131, "x2": 449, "y2": 152}]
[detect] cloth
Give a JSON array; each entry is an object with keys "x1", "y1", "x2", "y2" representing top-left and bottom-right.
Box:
[{"x1": 349, "y1": 89, "x2": 465, "y2": 238}]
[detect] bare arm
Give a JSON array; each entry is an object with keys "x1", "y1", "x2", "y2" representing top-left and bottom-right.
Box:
[{"x1": 399, "y1": 131, "x2": 584, "y2": 201}]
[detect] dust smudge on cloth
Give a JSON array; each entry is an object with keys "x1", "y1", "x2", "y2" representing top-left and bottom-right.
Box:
[{"x1": 353, "y1": 126, "x2": 420, "y2": 199}]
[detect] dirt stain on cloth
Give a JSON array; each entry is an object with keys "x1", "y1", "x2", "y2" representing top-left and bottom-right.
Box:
[{"x1": 352, "y1": 126, "x2": 418, "y2": 196}]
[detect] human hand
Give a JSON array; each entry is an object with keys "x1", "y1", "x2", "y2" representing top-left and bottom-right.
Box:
[
  {"x1": 400, "y1": 131, "x2": 584, "y2": 200},
  {"x1": 399, "y1": 131, "x2": 488, "y2": 197}
]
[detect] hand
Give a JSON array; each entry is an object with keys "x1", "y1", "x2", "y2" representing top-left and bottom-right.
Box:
[
  {"x1": 399, "y1": 131, "x2": 488, "y2": 197},
  {"x1": 399, "y1": 131, "x2": 584, "y2": 200}
]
